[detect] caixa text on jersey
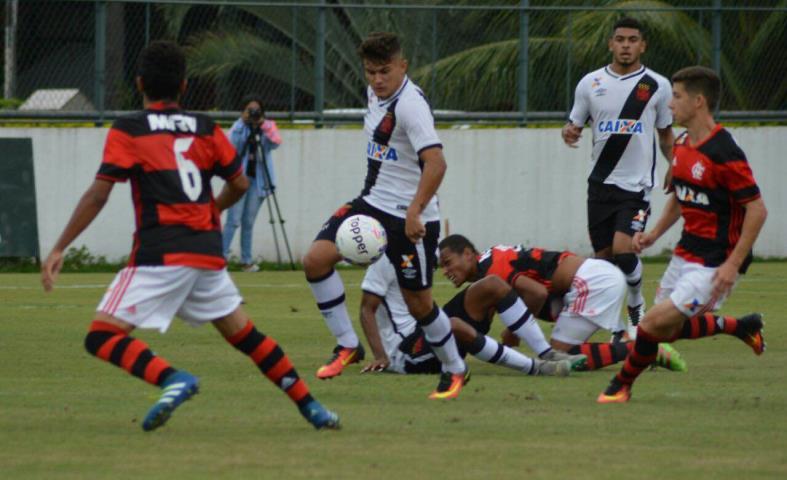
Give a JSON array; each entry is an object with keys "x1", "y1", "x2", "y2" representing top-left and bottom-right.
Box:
[
  {"x1": 367, "y1": 141, "x2": 399, "y2": 161},
  {"x1": 597, "y1": 119, "x2": 644, "y2": 134}
]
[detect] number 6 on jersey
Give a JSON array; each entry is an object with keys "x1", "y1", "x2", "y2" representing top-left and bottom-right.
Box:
[{"x1": 174, "y1": 137, "x2": 202, "y2": 201}]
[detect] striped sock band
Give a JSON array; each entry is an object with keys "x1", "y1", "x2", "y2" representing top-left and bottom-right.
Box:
[
  {"x1": 616, "y1": 326, "x2": 660, "y2": 386},
  {"x1": 569, "y1": 342, "x2": 632, "y2": 370},
  {"x1": 84, "y1": 320, "x2": 175, "y2": 386},
  {"x1": 307, "y1": 269, "x2": 358, "y2": 348},
  {"x1": 226, "y1": 320, "x2": 313, "y2": 408},
  {"x1": 495, "y1": 290, "x2": 551, "y2": 356},
  {"x1": 672, "y1": 313, "x2": 737, "y2": 341}
]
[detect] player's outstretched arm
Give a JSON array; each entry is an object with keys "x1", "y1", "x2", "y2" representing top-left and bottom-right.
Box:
[
  {"x1": 712, "y1": 198, "x2": 767, "y2": 298},
  {"x1": 42, "y1": 179, "x2": 114, "y2": 291},
  {"x1": 406, "y1": 147, "x2": 446, "y2": 243},
  {"x1": 633, "y1": 194, "x2": 681, "y2": 253},
  {"x1": 358, "y1": 292, "x2": 388, "y2": 373},
  {"x1": 215, "y1": 172, "x2": 250, "y2": 211}
]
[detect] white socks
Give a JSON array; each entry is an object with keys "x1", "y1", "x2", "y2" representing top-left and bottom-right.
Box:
[{"x1": 307, "y1": 269, "x2": 358, "y2": 348}]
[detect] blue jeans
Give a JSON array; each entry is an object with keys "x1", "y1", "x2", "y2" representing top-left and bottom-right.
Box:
[{"x1": 223, "y1": 191, "x2": 266, "y2": 264}]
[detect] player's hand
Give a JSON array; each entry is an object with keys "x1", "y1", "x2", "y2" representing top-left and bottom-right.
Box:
[
  {"x1": 632, "y1": 231, "x2": 655, "y2": 254},
  {"x1": 500, "y1": 328, "x2": 520, "y2": 347},
  {"x1": 662, "y1": 169, "x2": 673, "y2": 193},
  {"x1": 41, "y1": 249, "x2": 64, "y2": 292},
  {"x1": 405, "y1": 207, "x2": 426, "y2": 243},
  {"x1": 361, "y1": 358, "x2": 389, "y2": 373},
  {"x1": 561, "y1": 123, "x2": 582, "y2": 148},
  {"x1": 712, "y1": 261, "x2": 738, "y2": 300}
]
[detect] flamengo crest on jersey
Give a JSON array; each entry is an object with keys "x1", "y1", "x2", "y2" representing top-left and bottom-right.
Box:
[
  {"x1": 361, "y1": 76, "x2": 442, "y2": 221},
  {"x1": 569, "y1": 66, "x2": 672, "y2": 196}
]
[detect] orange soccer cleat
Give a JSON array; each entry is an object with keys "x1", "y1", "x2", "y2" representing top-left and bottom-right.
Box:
[
  {"x1": 428, "y1": 369, "x2": 471, "y2": 400},
  {"x1": 316, "y1": 344, "x2": 365, "y2": 379},
  {"x1": 597, "y1": 378, "x2": 632, "y2": 404}
]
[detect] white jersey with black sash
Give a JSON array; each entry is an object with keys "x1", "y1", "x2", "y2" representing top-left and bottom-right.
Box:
[
  {"x1": 361, "y1": 255, "x2": 418, "y2": 358},
  {"x1": 569, "y1": 65, "x2": 672, "y2": 199},
  {"x1": 361, "y1": 75, "x2": 442, "y2": 222}
]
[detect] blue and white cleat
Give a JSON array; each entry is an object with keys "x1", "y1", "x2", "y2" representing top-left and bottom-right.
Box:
[
  {"x1": 142, "y1": 371, "x2": 199, "y2": 432},
  {"x1": 299, "y1": 400, "x2": 340, "y2": 430}
]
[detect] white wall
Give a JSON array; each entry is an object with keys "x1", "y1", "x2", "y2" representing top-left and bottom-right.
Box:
[{"x1": 2, "y1": 125, "x2": 783, "y2": 261}]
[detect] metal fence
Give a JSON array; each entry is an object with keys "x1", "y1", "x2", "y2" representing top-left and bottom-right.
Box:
[{"x1": 2, "y1": 0, "x2": 786, "y2": 124}]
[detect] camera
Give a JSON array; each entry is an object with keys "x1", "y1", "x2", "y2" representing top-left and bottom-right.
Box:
[{"x1": 247, "y1": 107, "x2": 263, "y2": 122}]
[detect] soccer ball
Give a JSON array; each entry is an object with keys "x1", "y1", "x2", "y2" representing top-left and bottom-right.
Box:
[{"x1": 335, "y1": 214, "x2": 387, "y2": 265}]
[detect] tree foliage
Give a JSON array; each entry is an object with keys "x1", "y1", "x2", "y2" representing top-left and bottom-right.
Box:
[{"x1": 158, "y1": 0, "x2": 786, "y2": 112}]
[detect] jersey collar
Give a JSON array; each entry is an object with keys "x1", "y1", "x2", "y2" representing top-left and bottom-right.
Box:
[
  {"x1": 685, "y1": 123, "x2": 723, "y2": 149},
  {"x1": 604, "y1": 65, "x2": 646, "y2": 81},
  {"x1": 146, "y1": 101, "x2": 180, "y2": 111},
  {"x1": 378, "y1": 76, "x2": 409, "y2": 107}
]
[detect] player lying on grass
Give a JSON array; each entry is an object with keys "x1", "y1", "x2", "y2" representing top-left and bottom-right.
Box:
[
  {"x1": 598, "y1": 66, "x2": 767, "y2": 403},
  {"x1": 357, "y1": 256, "x2": 582, "y2": 376},
  {"x1": 438, "y1": 234, "x2": 685, "y2": 372},
  {"x1": 40, "y1": 41, "x2": 339, "y2": 431}
]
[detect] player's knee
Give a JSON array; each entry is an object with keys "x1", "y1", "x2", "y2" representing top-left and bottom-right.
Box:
[
  {"x1": 450, "y1": 317, "x2": 477, "y2": 344},
  {"x1": 613, "y1": 253, "x2": 639, "y2": 275},
  {"x1": 408, "y1": 299, "x2": 433, "y2": 320},
  {"x1": 302, "y1": 252, "x2": 327, "y2": 278},
  {"x1": 475, "y1": 275, "x2": 509, "y2": 300}
]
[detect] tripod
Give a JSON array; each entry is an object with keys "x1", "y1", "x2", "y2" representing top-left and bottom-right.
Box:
[{"x1": 243, "y1": 126, "x2": 295, "y2": 270}]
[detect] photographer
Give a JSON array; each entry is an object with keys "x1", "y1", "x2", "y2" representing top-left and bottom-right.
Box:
[{"x1": 222, "y1": 94, "x2": 282, "y2": 272}]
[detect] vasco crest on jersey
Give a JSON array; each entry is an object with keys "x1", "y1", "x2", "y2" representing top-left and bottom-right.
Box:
[
  {"x1": 368, "y1": 109, "x2": 399, "y2": 161},
  {"x1": 636, "y1": 82, "x2": 651, "y2": 102}
]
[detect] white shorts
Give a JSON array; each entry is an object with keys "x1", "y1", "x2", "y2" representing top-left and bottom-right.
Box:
[
  {"x1": 97, "y1": 266, "x2": 243, "y2": 333},
  {"x1": 552, "y1": 259, "x2": 626, "y2": 345},
  {"x1": 654, "y1": 255, "x2": 736, "y2": 317}
]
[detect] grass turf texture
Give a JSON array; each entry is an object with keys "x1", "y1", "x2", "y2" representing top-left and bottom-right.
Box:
[{"x1": 1, "y1": 263, "x2": 785, "y2": 479}]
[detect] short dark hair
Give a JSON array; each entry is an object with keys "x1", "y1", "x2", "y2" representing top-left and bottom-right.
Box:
[
  {"x1": 137, "y1": 40, "x2": 186, "y2": 101},
  {"x1": 239, "y1": 93, "x2": 266, "y2": 115},
  {"x1": 438, "y1": 234, "x2": 478, "y2": 256},
  {"x1": 612, "y1": 17, "x2": 645, "y2": 39},
  {"x1": 358, "y1": 32, "x2": 402, "y2": 64},
  {"x1": 672, "y1": 66, "x2": 721, "y2": 111}
]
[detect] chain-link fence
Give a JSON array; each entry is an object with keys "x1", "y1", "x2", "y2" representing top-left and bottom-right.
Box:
[{"x1": 1, "y1": 0, "x2": 785, "y2": 123}]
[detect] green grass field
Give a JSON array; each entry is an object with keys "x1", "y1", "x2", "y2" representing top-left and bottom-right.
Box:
[{"x1": 1, "y1": 263, "x2": 785, "y2": 479}]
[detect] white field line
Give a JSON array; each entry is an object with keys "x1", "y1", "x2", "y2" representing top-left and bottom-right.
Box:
[{"x1": 0, "y1": 278, "x2": 783, "y2": 291}]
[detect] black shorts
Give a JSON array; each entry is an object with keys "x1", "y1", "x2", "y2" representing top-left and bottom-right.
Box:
[
  {"x1": 315, "y1": 197, "x2": 440, "y2": 291},
  {"x1": 442, "y1": 288, "x2": 492, "y2": 336},
  {"x1": 398, "y1": 327, "x2": 441, "y2": 374},
  {"x1": 587, "y1": 182, "x2": 650, "y2": 253}
]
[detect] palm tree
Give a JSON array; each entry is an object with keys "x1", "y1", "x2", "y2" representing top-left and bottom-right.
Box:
[{"x1": 158, "y1": 0, "x2": 784, "y2": 113}]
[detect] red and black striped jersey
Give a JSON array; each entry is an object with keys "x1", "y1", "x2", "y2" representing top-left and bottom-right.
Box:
[
  {"x1": 97, "y1": 102, "x2": 241, "y2": 269},
  {"x1": 670, "y1": 125, "x2": 760, "y2": 272},
  {"x1": 477, "y1": 245, "x2": 575, "y2": 292}
]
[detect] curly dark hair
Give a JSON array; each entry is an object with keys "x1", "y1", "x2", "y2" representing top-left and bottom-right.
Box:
[
  {"x1": 137, "y1": 40, "x2": 186, "y2": 101},
  {"x1": 358, "y1": 32, "x2": 402, "y2": 63}
]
